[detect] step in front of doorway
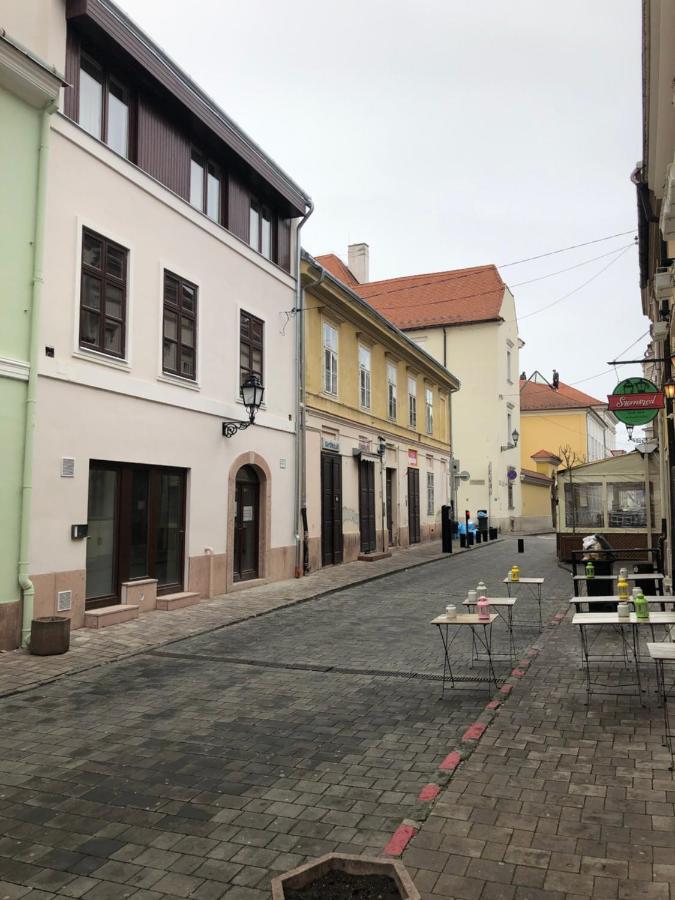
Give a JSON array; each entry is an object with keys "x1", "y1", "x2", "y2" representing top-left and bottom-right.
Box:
[
  {"x1": 156, "y1": 592, "x2": 201, "y2": 611},
  {"x1": 84, "y1": 604, "x2": 139, "y2": 629}
]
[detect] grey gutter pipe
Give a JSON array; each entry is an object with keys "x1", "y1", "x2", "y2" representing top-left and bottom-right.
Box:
[
  {"x1": 19, "y1": 98, "x2": 58, "y2": 647},
  {"x1": 293, "y1": 199, "x2": 314, "y2": 577}
]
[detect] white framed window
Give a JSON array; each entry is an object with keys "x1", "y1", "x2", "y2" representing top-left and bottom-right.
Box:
[
  {"x1": 507, "y1": 411, "x2": 512, "y2": 445},
  {"x1": 425, "y1": 387, "x2": 433, "y2": 434},
  {"x1": 323, "y1": 321, "x2": 338, "y2": 396},
  {"x1": 387, "y1": 363, "x2": 397, "y2": 420},
  {"x1": 506, "y1": 348, "x2": 512, "y2": 383},
  {"x1": 427, "y1": 472, "x2": 435, "y2": 516},
  {"x1": 408, "y1": 376, "x2": 417, "y2": 428},
  {"x1": 359, "y1": 345, "x2": 372, "y2": 409}
]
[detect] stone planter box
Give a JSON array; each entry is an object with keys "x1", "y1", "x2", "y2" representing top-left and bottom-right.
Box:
[
  {"x1": 271, "y1": 852, "x2": 420, "y2": 900},
  {"x1": 29, "y1": 616, "x2": 70, "y2": 655}
]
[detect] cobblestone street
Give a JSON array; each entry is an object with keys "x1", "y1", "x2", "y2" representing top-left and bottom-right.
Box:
[{"x1": 0, "y1": 537, "x2": 573, "y2": 899}]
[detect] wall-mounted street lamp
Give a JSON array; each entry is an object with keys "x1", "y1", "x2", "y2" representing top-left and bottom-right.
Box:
[
  {"x1": 501, "y1": 428, "x2": 520, "y2": 452},
  {"x1": 222, "y1": 374, "x2": 265, "y2": 438},
  {"x1": 664, "y1": 380, "x2": 675, "y2": 401}
]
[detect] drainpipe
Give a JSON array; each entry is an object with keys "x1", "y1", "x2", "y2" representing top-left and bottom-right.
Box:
[
  {"x1": 19, "y1": 99, "x2": 58, "y2": 648},
  {"x1": 293, "y1": 199, "x2": 314, "y2": 578}
]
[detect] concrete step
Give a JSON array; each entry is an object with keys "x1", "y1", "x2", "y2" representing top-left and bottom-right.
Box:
[
  {"x1": 156, "y1": 592, "x2": 201, "y2": 611},
  {"x1": 357, "y1": 551, "x2": 393, "y2": 562},
  {"x1": 84, "y1": 604, "x2": 139, "y2": 629}
]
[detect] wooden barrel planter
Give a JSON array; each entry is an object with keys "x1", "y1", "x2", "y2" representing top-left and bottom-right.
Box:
[{"x1": 30, "y1": 616, "x2": 70, "y2": 655}]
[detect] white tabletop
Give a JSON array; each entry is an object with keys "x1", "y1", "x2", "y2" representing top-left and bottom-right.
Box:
[
  {"x1": 573, "y1": 611, "x2": 675, "y2": 626},
  {"x1": 569, "y1": 595, "x2": 665, "y2": 605},
  {"x1": 573, "y1": 573, "x2": 664, "y2": 581},
  {"x1": 432, "y1": 613, "x2": 498, "y2": 626},
  {"x1": 463, "y1": 597, "x2": 516, "y2": 607},
  {"x1": 502, "y1": 577, "x2": 544, "y2": 585},
  {"x1": 647, "y1": 642, "x2": 675, "y2": 660}
]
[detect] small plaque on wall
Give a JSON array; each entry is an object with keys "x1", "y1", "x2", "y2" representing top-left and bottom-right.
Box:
[{"x1": 242, "y1": 506, "x2": 254, "y2": 522}]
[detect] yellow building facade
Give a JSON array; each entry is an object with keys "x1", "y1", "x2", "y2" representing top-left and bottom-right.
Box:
[{"x1": 301, "y1": 253, "x2": 460, "y2": 568}]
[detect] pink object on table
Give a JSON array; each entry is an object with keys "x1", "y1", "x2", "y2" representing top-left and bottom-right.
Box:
[{"x1": 476, "y1": 595, "x2": 491, "y2": 621}]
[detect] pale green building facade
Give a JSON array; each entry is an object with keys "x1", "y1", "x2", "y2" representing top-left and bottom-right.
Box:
[{"x1": 0, "y1": 34, "x2": 61, "y2": 648}]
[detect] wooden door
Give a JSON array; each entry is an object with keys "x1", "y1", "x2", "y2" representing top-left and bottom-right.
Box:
[
  {"x1": 234, "y1": 466, "x2": 260, "y2": 582},
  {"x1": 408, "y1": 467, "x2": 420, "y2": 544},
  {"x1": 359, "y1": 460, "x2": 376, "y2": 553},
  {"x1": 386, "y1": 468, "x2": 395, "y2": 546},
  {"x1": 321, "y1": 452, "x2": 343, "y2": 566}
]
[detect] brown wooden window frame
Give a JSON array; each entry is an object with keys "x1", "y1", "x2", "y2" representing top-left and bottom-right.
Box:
[
  {"x1": 190, "y1": 149, "x2": 223, "y2": 224},
  {"x1": 163, "y1": 271, "x2": 198, "y2": 381},
  {"x1": 78, "y1": 51, "x2": 132, "y2": 160},
  {"x1": 240, "y1": 310, "x2": 264, "y2": 387},
  {"x1": 249, "y1": 200, "x2": 275, "y2": 261},
  {"x1": 79, "y1": 228, "x2": 128, "y2": 359}
]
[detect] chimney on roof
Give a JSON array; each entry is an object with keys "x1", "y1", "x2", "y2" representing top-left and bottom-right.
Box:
[{"x1": 348, "y1": 243, "x2": 369, "y2": 284}]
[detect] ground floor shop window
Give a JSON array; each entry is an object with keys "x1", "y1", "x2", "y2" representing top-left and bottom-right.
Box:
[{"x1": 85, "y1": 462, "x2": 186, "y2": 606}]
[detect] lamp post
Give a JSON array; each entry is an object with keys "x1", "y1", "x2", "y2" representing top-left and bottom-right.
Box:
[{"x1": 222, "y1": 374, "x2": 265, "y2": 437}]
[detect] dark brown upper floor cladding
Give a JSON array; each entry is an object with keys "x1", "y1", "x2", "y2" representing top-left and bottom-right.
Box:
[{"x1": 63, "y1": 0, "x2": 307, "y2": 271}]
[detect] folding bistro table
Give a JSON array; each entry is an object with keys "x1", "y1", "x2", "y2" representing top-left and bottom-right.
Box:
[
  {"x1": 647, "y1": 642, "x2": 675, "y2": 769},
  {"x1": 569, "y1": 595, "x2": 667, "y2": 613},
  {"x1": 463, "y1": 597, "x2": 517, "y2": 662},
  {"x1": 573, "y1": 611, "x2": 675, "y2": 704},
  {"x1": 503, "y1": 577, "x2": 545, "y2": 629},
  {"x1": 431, "y1": 613, "x2": 498, "y2": 695}
]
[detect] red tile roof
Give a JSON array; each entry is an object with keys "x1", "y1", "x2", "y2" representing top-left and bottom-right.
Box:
[
  {"x1": 531, "y1": 449, "x2": 561, "y2": 460},
  {"x1": 520, "y1": 378, "x2": 605, "y2": 411},
  {"x1": 521, "y1": 467, "x2": 553, "y2": 485},
  {"x1": 314, "y1": 256, "x2": 506, "y2": 329},
  {"x1": 315, "y1": 254, "x2": 359, "y2": 287}
]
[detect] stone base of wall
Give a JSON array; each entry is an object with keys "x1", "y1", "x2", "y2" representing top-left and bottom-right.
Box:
[
  {"x1": 121, "y1": 578, "x2": 157, "y2": 612},
  {"x1": 515, "y1": 516, "x2": 553, "y2": 533},
  {"x1": 188, "y1": 553, "x2": 227, "y2": 598},
  {"x1": 32, "y1": 570, "x2": 86, "y2": 629},
  {"x1": 0, "y1": 600, "x2": 20, "y2": 650}
]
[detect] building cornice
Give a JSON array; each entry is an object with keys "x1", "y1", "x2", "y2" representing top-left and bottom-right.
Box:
[{"x1": 0, "y1": 32, "x2": 64, "y2": 107}]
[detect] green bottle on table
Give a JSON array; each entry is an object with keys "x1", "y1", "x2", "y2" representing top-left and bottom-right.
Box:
[
  {"x1": 634, "y1": 591, "x2": 649, "y2": 620},
  {"x1": 585, "y1": 560, "x2": 595, "y2": 579}
]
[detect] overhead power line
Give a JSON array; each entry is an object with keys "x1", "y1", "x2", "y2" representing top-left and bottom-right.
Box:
[{"x1": 362, "y1": 230, "x2": 637, "y2": 303}]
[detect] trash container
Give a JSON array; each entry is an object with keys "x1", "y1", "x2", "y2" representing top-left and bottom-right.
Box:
[
  {"x1": 30, "y1": 616, "x2": 70, "y2": 655},
  {"x1": 477, "y1": 510, "x2": 488, "y2": 536},
  {"x1": 489, "y1": 526, "x2": 498, "y2": 541}
]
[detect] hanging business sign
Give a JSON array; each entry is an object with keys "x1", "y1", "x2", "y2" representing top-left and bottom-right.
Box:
[{"x1": 607, "y1": 377, "x2": 663, "y2": 425}]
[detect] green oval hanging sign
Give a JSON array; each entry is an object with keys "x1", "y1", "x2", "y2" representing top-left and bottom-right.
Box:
[{"x1": 607, "y1": 377, "x2": 664, "y2": 425}]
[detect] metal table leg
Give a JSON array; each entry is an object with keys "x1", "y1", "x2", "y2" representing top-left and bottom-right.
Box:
[
  {"x1": 436, "y1": 623, "x2": 455, "y2": 696},
  {"x1": 578, "y1": 624, "x2": 591, "y2": 704},
  {"x1": 471, "y1": 623, "x2": 497, "y2": 693}
]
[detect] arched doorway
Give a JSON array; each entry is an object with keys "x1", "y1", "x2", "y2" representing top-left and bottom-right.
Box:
[{"x1": 233, "y1": 465, "x2": 260, "y2": 582}]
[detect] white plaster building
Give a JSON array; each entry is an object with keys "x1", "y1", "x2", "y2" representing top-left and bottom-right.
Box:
[{"x1": 1, "y1": 0, "x2": 311, "y2": 641}]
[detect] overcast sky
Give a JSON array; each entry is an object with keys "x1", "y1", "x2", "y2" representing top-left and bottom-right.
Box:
[{"x1": 119, "y1": 0, "x2": 648, "y2": 448}]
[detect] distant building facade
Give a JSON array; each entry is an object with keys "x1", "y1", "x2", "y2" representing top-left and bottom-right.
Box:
[
  {"x1": 301, "y1": 253, "x2": 459, "y2": 567},
  {"x1": 317, "y1": 246, "x2": 523, "y2": 532}
]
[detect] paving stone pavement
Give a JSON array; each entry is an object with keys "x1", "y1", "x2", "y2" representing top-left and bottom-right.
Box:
[
  {"x1": 402, "y1": 564, "x2": 675, "y2": 900},
  {"x1": 0, "y1": 536, "x2": 570, "y2": 899},
  {"x1": 0, "y1": 540, "x2": 479, "y2": 698}
]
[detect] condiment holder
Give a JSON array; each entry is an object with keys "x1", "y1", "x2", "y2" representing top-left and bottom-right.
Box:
[
  {"x1": 445, "y1": 604, "x2": 457, "y2": 619},
  {"x1": 617, "y1": 602, "x2": 630, "y2": 619}
]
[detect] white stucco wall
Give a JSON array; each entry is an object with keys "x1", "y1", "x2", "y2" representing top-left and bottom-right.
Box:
[
  {"x1": 406, "y1": 289, "x2": 522, "y2": 529},
  {"x1": 31, "y1": 114, "x2": 298, "y2": 577}
]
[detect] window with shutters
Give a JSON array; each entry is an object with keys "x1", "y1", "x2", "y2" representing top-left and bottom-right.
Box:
[
  {"x1": 240, "y1": 311, "x2": 264, "y2": 386},
  {"x1": 359, "y1": 345, "x2": 371, "y2": 409},
  {"x1": 163, "y1": 271, "x2": 198, "y2": 380},
  {"x1": 387, "y1": 363, "x2": 397, "y2": 420},
  {"x1": 427, "y1": 472, "x2": 435, "y2": 516},
  {"x1": 79, "y1": 228, "x2": 128, "y2": 359},
  {"x1": 323, "y1": 322, "x2": 338, "y2": 396},
  {"x1": 408, "y1": 376, "x2": 417, "y2": 429},
  {"x1": 425, "y1": 387, "x2": 434, "y2": 434}
]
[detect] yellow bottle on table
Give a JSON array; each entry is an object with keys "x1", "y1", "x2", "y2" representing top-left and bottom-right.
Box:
[
  {"x1": 617, "y1": 575, "x2": 629, "y2": 603},
  {"x1": 511, "y1": 565, "x2": 520, "y2": 582}
]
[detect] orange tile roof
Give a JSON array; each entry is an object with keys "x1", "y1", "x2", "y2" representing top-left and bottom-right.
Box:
[
  {"x1": 531, "y1": 449, "x2": 561, "y2": 460},
  {"x1": 314, "y1": 255, "x2": 506, "y2": 329},
  {"x1": 315, "y1": 254, "x2": 359, "y2": 287},
  {"x1": 520, "y1": 378, "x2": 605, "y2": 411}
]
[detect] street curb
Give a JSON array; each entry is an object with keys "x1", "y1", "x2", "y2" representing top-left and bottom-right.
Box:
[{"x1": 0, "y1": 540, "x2": 505, "y2": 701}]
